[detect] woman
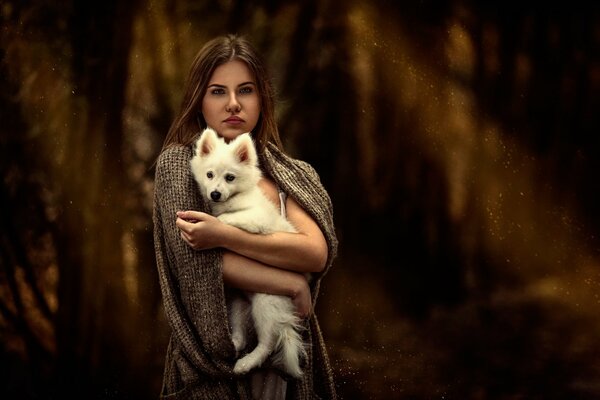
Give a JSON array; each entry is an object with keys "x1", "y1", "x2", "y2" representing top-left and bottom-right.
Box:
[{"x1": 153, "y1": 34, "x2": 338, "y2": 399}]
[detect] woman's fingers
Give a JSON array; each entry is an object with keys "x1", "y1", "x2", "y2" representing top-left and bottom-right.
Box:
[
  {"x1": 176, "y1": 210, "x2": 207, "y2": 221},
  {"x1": 175, "y1": 217, "x2": 193, "y2": 234}
]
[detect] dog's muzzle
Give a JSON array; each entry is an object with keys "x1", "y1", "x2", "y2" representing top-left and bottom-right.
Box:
[{"x1": 210, "y1": 191, "x2": 221, "y2": 201}]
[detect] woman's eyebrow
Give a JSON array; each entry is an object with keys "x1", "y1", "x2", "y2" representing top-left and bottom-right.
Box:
[{"x1": 207, "y1": 81, "x2": 255, "y2": 89}]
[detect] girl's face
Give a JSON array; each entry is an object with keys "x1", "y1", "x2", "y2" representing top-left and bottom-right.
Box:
[{"x1": 201, "y1": 59, "x2": 261, "y2": 142}]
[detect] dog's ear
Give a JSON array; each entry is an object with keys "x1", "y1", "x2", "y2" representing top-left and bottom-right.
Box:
[
  {"x1": 233, "y1": 133, "x2": 257, "y2": 165},
  {"x1": 198, "y1": 128, "x2": 217, "y2": 156}
]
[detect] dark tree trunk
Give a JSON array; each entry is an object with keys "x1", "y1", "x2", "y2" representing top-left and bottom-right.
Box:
[{"x1": 54, "y1": 0, "x2": 138, "y2": 394}]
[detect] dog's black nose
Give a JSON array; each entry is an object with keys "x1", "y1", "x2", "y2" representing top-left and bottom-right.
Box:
[{"x1": 210, "y1": 191, "x2": 221, "y2": 201}]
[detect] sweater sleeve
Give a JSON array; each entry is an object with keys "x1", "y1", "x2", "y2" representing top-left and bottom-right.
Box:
[{"x1": 153, "y1": 145, "x2": 235, "y2": 377}]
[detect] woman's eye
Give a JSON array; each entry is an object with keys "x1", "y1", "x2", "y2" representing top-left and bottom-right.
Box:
[
  {"x1": 225, "y1": 174, "x2": 235, "y2": 182},
  {"x1": 207, "y1": 171, "x2": 214, "y2": 179},
  {"x1": 211, "y1": 88, "x2": 225, "y2": 95},
  {"x1": 239, "y1": 86, "x2": 253, "y2": 94}
]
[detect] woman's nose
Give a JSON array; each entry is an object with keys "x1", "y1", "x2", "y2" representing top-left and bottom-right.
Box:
[{"x1": 226, "y1": 94, "x2": 241, "y2": 112}]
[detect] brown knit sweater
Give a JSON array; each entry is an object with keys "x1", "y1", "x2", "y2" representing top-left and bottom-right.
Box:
[{"x1": 153, "y1": 141, "x2": 338, "y2": 399}]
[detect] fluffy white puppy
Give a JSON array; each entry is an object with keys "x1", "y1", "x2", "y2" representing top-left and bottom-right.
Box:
[{"x1": 190, "y1": 127, "x2": 307, "y2": 378}]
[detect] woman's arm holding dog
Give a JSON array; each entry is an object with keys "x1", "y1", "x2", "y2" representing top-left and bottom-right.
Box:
[
  {"x1": 176, "y1": 203, "x2": 327, "y2": 273},
  {"x1": 221, "y1": 251, "x2": 312, "y2": 317},
  {"x1": 177, "y1": 180, "x2": 328, "y2": 274}
]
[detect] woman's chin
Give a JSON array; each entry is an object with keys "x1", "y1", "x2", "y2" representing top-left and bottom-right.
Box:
[{"x1": 218, "y1": 127, "x2": 249, "y2": 142}]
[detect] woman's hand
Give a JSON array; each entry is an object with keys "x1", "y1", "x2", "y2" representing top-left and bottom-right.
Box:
[
  {"x1": 176, "y1": 210, "x2": 227, "y2": 250},
  {"x1": 291, "y1": 276, "x2": 312, "y2": 318}
]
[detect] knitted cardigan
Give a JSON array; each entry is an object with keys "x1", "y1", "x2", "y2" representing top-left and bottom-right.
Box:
[{"x1": 153, "y1": 141, "x2": 338, "y2": 399}]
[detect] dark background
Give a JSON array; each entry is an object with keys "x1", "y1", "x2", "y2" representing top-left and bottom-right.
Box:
[{"x1": 1, "y1": 0, "x2": 599, "y2": 398}]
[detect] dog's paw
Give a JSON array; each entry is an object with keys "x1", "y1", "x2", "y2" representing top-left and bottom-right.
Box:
[{"x1": 233, "y1": 359, "x2": 253, "y2": 375}]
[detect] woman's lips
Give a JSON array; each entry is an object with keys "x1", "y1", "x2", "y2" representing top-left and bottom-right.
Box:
[{"x1": 224, "y1": 116, "x2": 244, "y2": 125}]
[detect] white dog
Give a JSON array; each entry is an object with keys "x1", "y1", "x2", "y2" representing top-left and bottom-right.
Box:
[{"x1": 190, "y1": 127, "x2": 307, "y2": 378}]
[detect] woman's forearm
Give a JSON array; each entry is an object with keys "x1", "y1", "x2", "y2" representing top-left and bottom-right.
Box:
[
  {"x1": 222, "y1": 251, "x2": 312, "y2": 317},
  {"x1": 176, "y1": 209, "x2": 327, "y2": 273},
  {"x1": 219, "y1": 223, "x2": 326, "y2": 273},
  {"x1": 220, "y1": 190, "x2": 328, "y2": 273},
  {"x1": 222, "y1": 251, "x2": 305, "y2": 297}
]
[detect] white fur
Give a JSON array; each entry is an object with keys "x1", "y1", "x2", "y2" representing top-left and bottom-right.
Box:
[{"x1": 190, "y1": 127, "x2": 307, "y2": 378}]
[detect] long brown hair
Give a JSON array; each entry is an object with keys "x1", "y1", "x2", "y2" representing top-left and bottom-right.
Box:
[{"x1": 160, "y1": 34, "x2": 283, "y2": 154}]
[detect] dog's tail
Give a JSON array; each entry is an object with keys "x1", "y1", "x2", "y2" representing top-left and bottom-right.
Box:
[{"x1": 272, "y1": 316, "x2": 308, "y2": 379}]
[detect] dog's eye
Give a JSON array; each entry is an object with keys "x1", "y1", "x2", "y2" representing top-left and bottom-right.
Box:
[
  {"x1": 207, "y1": 171, "x2": 214, "y2": 179},
  {"x1": 225, "y1": 174, "x2": 235, "y2": 182}
]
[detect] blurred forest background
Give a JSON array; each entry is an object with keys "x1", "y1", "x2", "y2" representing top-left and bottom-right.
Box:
[{"x1": 1, "y1": 0, "x2": 599, "y2": 399}]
